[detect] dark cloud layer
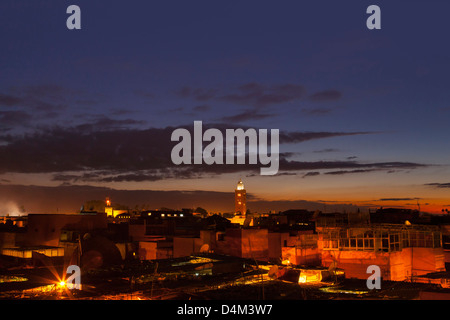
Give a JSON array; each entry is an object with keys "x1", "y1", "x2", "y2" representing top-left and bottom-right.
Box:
[
  {"x1": 1, "y1": 85, "x2": 72, "y2": 112},
  {"x1": 425, "y1": 183, "x2": 450, "y2": 189},
  {"x1": 177, "y1": 82, "x2": 308, "y2": 108},
  {"x1": 0, "y1": 122, "x2": 426, "y2": 182},
  {"x1": 219, "y1": 110, "x2": 275, "y2": 122},
  {"x1": 279, "y1": 131, "x2": 374, "y2": 144},
  {"x1": 308, "y1": 90, "x2": 342, "y2": 102},
  {"x1": 302, "y1": 171, "x2": 321, "y2": 178},
  {"x1": 0, "y1": 94, "x2": 22, "y2": 107},
  {"x1": 219, "y1": 83, "x2": 306, "y2": 107},
  {"x1": 324, "y1": 169, "x2": 378, "y2": 175},
  {"x1": 377, "y1": 198, "x2": 420, "y2": 201},
  {"x1": 0, "y1": 110, "x2": 32, "y2": 126}
]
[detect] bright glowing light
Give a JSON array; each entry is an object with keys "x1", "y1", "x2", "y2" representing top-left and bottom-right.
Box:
[
  {"x1": 299, "y1": 275, "x2": 307, "y2": 283},
  {"x1": 59, "y1": 281, "x2": 66, "y2": 287},
  {"x1": 236, "y1": 179, "x2": 245, "y2": 190}
]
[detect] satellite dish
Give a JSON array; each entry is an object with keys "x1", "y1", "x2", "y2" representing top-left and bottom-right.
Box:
[{"x1": 199, "y1": 244, "x2": 210, "y2": 253}]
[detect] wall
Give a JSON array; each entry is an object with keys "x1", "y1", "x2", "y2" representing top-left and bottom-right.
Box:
[
  {"x1": 138, "y1": 241, "x2": 173, "y2": 260},
  {"x1": 173, "y1": 237, "x2": 203, "y2": 258},
  {"x1": 322, "y1": 250, "x2": 391, "y2": 280},
  {"x1": 215, "y1": 228, "x2": 242, "y2": 257},
  {"x1": 23, "y1": 213, "x2": 107, "y2": 247},
  {"x1": 322, "y1": 247, "x2": 445, "y2": 281},
  {"x1": 390, "y1": 247, "x2": 445, "y2": 281},
  {"x1": 0, "y1": 232, "x2": 17, "y2": 249},
  {"x1": 282, "y1": 247, "x2": 321, "y2": 266},
  {"x1": 268, "y1": 232, "x2": 289, "y2": 261},
  {"x1": 128, "y1": 223, "x2": 146, "y2": 241},
  {"x1": 241, "y1": 229, "x2": 268, "y2": 260},
  {"x1": 213, "y1": 228, "x2": 269, "y2": 261},
  {"x1": 138, "y1": 241, "x2": 157, "y2": 260}
]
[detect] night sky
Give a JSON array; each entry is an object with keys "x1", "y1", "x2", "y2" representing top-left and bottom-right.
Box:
[{"x1": 1, "y1": 0, "x2": 450, "y2": 213}]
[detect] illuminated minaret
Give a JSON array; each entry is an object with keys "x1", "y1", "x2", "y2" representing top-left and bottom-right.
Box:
[
  {"x1": 235, "y1": 179, "x2": 247, "y2": 215},
  {"x1": 105, "y1": 197, "x2": 113, "y2": 217}
]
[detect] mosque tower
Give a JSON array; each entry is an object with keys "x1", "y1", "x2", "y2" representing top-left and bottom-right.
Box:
[{"x1": 235, "y1": 179, "x2": 247, "y2": 215}]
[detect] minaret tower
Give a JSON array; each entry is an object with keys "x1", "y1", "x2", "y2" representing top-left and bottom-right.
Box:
[{"x1": 235, "y1": 179, "x2": 247, "y2": 215}]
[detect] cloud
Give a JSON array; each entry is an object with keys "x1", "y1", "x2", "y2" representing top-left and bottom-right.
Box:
[
  {"x1": 176, "y1": 83, "x2": 343, "y2": 122},
  {"x1": 0, "y1": 126, "x2": 176, "y2": 174},
  {"x1": 302, "y1": 171, "x2": 320, "y2": 178},
  {"x1": 177, "y1": 82, "x2": 306, "y2": 108},
  {"x1": 0, "y1": 123, "x2": 426, "y2": 182},
  {"x1": 279, "y1": 131, "x2": 375, "y2": 144},
  {"x1": 74, "y1": 116, "x2": 146, "y2": 131},
  {"x1": 425, "y1": 183, "x2": 450, "y2": 189},
  {"x1": 301, "y1": 108, "x2": 333, "y2": 115},
  {"x1": 0, "y1": 85, "x2": 78, "y2": 119},
  {"x1": 218, "y1": 110, "x2": 275, "y2": 122},
  {"x1": 280, "y1": 160, "x2": 426, "y2": 172},
  {"x1": 0, "y1": 94, "x2": 23, "y2": 107},
  {"x1": 51, "y1": 174, "x2": 81, "y2": 182},
  {"x1": 377, "y1": 198, "x2": 421, "y2": 201},
  {"x1": 324, "y1": 169, "x2": 378, "y2": 175},
  {"x1": 313, "y1": 148, "x2": 341, "y2": 153},
  {"x1": 308, "y1": 90, "x2": 342, "y2": 102},
  {"x1": 98, "y1": 172, "x2": 169, "y2": 182},
  {"x1": 0, "y1": 110, "x2": 32, "y2": 126},
  {"x1": 219, "y1": 83, "x2": 305, "y2": 107}
]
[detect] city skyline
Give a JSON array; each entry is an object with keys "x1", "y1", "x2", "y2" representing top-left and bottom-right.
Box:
[{"x1": 1, "y1": 1, "x2": 450, "y2": 214}]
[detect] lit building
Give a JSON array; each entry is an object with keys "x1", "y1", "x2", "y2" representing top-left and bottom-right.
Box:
[
  {"x1": 104, "y1": 197, "x2": 128, "y2": 218},
  {"x1": 105, "y1": 197, "x2": 113, "y2": 217},
  {"x1": 235, "y1": 179, "x2": 246, "y2": 215},
  {"x1": 317, "y1": 223, "x2": 445, "y2": 281}
]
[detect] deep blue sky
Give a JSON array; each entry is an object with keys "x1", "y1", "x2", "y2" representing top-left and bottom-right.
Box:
[{"x1": 1, "y1": 0, "x2": 450, "y2": 212}]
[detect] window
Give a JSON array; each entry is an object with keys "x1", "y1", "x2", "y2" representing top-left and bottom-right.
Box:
[
  {"x1": 381, "y1": 238, "x2": 389, "y2": 251},
  {"x1": 389, "y1": 234, "x2": 400, "y2": 252},
  {"x1": 340, "y1": 238, "x2": 349, "y2": 248},
  {"x1": 364, "y1": 239, "x2": 374, "y2": 249},
  {"x1": 434, "y1": 232, "x2": 441, "y2": 248},
  {"x1": 357, "y1": 239, "x2": 363, "y2": 249}
]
